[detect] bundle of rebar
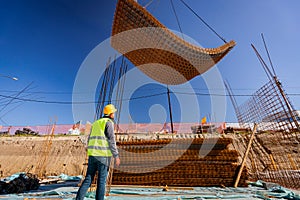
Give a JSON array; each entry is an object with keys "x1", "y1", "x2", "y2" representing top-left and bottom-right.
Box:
[{"x1": 112, "y1": 137, "x2": 248, "y2": 187}]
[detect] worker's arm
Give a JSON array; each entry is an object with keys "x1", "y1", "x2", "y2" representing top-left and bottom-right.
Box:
[{"x1": 105, "y1": 121, "x2": 119, "y2": 159}]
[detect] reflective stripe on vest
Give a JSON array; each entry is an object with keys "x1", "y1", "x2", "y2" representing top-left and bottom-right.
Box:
[{"x1": 87, "y1": 118, "x2": 113, "y2": 157}]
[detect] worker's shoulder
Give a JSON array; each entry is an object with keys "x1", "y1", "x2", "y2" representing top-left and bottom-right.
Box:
[
  {"x1": 96, "y1": 117, "x2": 114, "y2": 125},
  {"x1": 94, "y1": 117, "x2": 112, "y2": 122},
  {"x1": 105, "y1": 119, "x2": 114, "y2": 126}
]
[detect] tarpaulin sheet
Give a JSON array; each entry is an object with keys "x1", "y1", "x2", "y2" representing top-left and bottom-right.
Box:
[
  {"x1": 1, "y1": 184, "x2": 299, "y2": 199},
  {"x1": 1, "y1": 174, "x2": 299, "y2": 200}
]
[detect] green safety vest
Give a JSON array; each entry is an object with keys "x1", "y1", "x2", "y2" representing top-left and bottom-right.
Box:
[{"x1": 87, "y1": 118, "x2": 113, "y2": 157}]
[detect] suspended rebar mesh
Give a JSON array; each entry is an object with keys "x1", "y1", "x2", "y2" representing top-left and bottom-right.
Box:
[{"x1": 111, "y1": 0, "x2": 236, "y2": 85}]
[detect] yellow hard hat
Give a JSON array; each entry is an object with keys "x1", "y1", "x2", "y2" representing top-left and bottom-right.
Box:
[{"x1": 103, "y1": 104, "x2": 117, "y2": 115}]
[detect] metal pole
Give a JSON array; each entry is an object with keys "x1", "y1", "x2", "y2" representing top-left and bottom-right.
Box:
[
  {"x1": 105, "y1": 157, "x2": 115, "y2": 196},
  {"x1": 167, "y1": 86, "x2": 174, "y2": 133},
  {"x1": 274, "y1": 77, "x2": 300, "y2": 132}
]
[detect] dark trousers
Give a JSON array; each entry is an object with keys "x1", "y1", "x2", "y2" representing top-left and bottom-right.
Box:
[{"x1": 76, "y1": 156, "x2": 109, "y2": 200}]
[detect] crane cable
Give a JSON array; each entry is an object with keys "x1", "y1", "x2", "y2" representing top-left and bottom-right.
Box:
[
  {"x1": 170, "y1": 0, "x2": 185, "y2": 40},
  {"x1": 178, "y1": 0, "x2": 227, "y2": 43},
  {"x1": 144, "y1": 0, "x2": 155, "y2": 8},
  {"x1": 145, "y1": 0, "x2": 227, "y2": 43}
]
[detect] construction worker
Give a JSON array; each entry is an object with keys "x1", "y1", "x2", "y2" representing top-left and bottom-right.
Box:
[{"x1": 76, "y1": 104, "x2": 120, "y2": 200}]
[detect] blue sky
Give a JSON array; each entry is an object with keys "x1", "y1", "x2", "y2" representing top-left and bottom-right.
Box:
[{"x1": 1, "y1": 0, "x2": 300, "y2": 126}]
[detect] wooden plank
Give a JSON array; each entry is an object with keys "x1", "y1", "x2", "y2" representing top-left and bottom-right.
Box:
[{"x1": 234, "y1": 124, "x2": 257, "y2": 187}]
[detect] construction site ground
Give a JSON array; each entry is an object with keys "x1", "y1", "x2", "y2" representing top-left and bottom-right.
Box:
[
  {"x1": 0, "y1": 133, "x2": 299, "y2": 199},
  {"x1": 0, "y1": 179, "x2": 299, "y2": 199}
]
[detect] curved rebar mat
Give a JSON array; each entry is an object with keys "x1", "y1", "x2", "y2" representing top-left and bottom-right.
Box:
[{"x1": 111, "y1": 0, "x2": 236, "y2": 85}]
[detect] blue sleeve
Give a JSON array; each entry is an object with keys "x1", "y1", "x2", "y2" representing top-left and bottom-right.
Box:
[{"x1": 105, "y1": 121, "x2": 119, "y2": 158}]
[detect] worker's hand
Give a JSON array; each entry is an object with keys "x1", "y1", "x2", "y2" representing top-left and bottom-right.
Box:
[{"x1": 115, "y1": 157, "x2": 120, "y2": 167}]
